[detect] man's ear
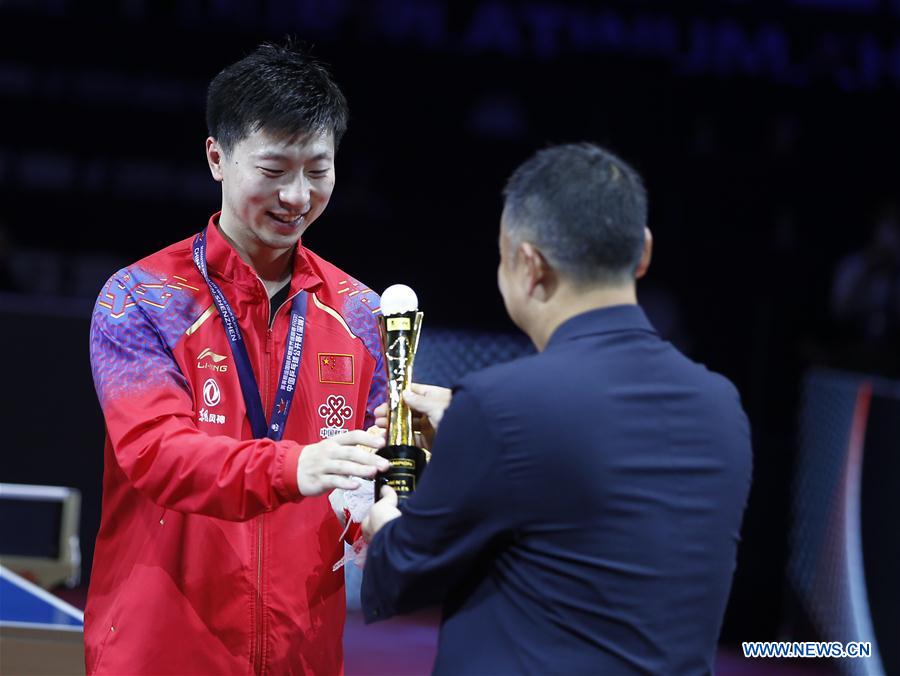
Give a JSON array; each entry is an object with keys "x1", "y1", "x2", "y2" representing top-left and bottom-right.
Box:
[
  {"x1": 635, "y1": 227, "x2": 653, "y2": 279},
  {"x1": 206, "y1": 137, "x2": 225, "y2": 182},
  {"x1": 519, "y1": 242, "x2": 554, "y2": 300}
]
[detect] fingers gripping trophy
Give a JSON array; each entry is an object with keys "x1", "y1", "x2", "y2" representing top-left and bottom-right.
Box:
[{"x1": 375, "y1": 284, "x2": 429, "y2": 501}]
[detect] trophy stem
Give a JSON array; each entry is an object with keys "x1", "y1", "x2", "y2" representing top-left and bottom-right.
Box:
[{"x1": 389, "y1": 397, "x2": 414, "y2": 447}]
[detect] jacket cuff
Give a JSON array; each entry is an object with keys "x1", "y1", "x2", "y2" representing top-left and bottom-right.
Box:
[{"x1": 276, "y1": 441, "x2": 304, "y2": 501}]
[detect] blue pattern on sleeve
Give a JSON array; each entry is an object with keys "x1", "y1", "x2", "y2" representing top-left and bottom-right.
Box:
[{"x1": 91, "y1": 266, "x2": 203, "y2": 405}]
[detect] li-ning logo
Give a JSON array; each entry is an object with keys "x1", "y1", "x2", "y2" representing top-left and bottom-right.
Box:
[
  {"x1": 197, "y1": 347, "x2": 229, "y2": 372},
  {"x1": 318, "y1": 395, "x2": 353, "y2": 439},
  {"x1": 202, "y1": 378, "x2": 222, "y2": 407}
]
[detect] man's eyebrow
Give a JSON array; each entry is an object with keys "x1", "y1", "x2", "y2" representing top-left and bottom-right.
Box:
[
  {"x1": 253, "y1": 151, "x2": 333, "y2": 161},
  {"x1": 254, "y1": 151, "x2": 289, "y2": 161}
]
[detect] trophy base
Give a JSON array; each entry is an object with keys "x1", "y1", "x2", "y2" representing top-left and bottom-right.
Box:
[{"x1": 375, "y1": 445, "x2": 428, "y2": 502}]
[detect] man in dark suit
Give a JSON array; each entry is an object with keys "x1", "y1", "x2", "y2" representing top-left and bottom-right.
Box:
[{"x1": 361, "y1": 143, "x2": 753, "y2": 675}]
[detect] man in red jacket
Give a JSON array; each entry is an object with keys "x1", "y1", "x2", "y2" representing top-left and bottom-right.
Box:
[{"x1": 86, "y1": 42, "x2": 389, "y2": 674}]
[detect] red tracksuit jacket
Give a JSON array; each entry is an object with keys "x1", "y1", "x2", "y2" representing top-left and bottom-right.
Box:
[{"x1": 86, "y1": 216, "x2": 387, "y2": 674}]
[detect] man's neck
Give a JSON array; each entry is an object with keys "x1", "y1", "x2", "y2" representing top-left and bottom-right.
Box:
[
  {"x1": 529, "y1": 284, "x2": 637, "y2": 351},
  {"x1": 217, "y1": 222, "x2": 294, "y2": 296}
]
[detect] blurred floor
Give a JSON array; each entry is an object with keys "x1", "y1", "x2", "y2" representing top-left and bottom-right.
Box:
[{"x1": 344, "y1": 609, "x2": 441, "y2": 676}]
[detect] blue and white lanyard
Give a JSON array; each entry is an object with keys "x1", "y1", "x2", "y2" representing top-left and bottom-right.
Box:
[{"x1": 192, "y1": 229, "x2": 307, "y2": 441}]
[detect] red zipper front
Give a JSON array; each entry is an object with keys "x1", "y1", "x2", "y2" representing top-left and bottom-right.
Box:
[
  {"x1": 253, "y1": 291, "x2": 275, "y2": 675},
  {"x1": 253, "y1": 514, "x2": 265, "y2": 675},
  {"x1": 252, "y1": 284, "x2": 302, "y2": 674}
]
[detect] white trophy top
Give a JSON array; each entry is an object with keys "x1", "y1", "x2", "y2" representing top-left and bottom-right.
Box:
[{"x1": 380, "y1": 284, "x2": 419, "y2": 316}]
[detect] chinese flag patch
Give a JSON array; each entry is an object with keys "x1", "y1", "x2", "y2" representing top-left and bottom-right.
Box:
[{"x1": 318, "y1": 353, "x2": 355, "y2": 384}]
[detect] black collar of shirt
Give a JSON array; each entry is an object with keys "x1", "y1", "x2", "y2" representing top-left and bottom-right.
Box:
[{"x1": 268, "y1": 283, "x2": 292, "y2": 328}]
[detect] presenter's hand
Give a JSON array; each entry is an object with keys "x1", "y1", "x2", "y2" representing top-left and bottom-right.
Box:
[
  {"x1": 362, "y1": 485, "x2": 402, "y2": 541},
  {"x1": 373, "y1": 383, "x2": 452, "y2": 449},
  {"x1": 297, "y1": 431, "x2": 389, "y2": 497}
]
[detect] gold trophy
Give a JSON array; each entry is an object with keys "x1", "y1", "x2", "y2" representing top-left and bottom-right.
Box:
[{"x1": 375, "y1": 284, "x2": 428, "y2": 501}]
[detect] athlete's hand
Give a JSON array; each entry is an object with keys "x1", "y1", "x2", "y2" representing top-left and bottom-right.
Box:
[
  {"x1": 297, "y1": 430, "x2": 389, "y2": 497},
  {"x1": 373, "y1": 383, "x2": 452, "y2": 449},
  {"x1": 362, "y1": 485, "x2": 402, "y2": 541}
]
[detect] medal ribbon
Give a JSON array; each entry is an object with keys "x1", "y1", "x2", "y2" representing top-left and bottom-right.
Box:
[{"x1": 192, "y1": 228, "x2": 306, "y2": 441}]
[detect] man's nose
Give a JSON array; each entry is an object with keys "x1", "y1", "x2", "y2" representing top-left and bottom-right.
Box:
[{"x1": 279, "y1": 175, "x2": 311, "y2": 210}]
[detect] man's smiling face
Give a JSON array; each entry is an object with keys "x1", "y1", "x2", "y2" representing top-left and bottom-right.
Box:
[{"x1": 208, "y1": 127, "x2": 336, "y2": 254}]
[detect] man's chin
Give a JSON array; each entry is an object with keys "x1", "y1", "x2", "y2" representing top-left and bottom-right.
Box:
[{"x1": 259, "y1": 225, "x2": 306, "y2": 250}]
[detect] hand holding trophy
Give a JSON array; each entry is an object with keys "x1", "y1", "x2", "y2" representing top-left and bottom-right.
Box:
[{"x1": 375, "y1": 284, "x2": 429, "y2": 501}]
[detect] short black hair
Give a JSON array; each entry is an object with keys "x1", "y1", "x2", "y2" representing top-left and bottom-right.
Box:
[
  {"x1": 206, "y1": 41, "x2": 348, "y2": 155},
  {"x1": 502, "y1": 143, "x2": 647, "y2": 286}
]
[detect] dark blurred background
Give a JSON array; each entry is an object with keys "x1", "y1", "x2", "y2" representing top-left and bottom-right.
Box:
[{"x1": 2, "y1": 0, "x2": 899, "y2": 668}]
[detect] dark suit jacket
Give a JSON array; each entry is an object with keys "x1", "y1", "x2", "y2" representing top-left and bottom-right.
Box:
[{"x1": 362, "y1": 305, "x2": 752, "y2": 675}]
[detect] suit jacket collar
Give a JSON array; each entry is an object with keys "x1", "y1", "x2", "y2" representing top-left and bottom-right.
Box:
[
  {"x1": 204, "y1": 212, "x2": 324, "y2": 296},
  {"x1": 546, "y1": 304, "x2": 657, "y2": 350}
]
